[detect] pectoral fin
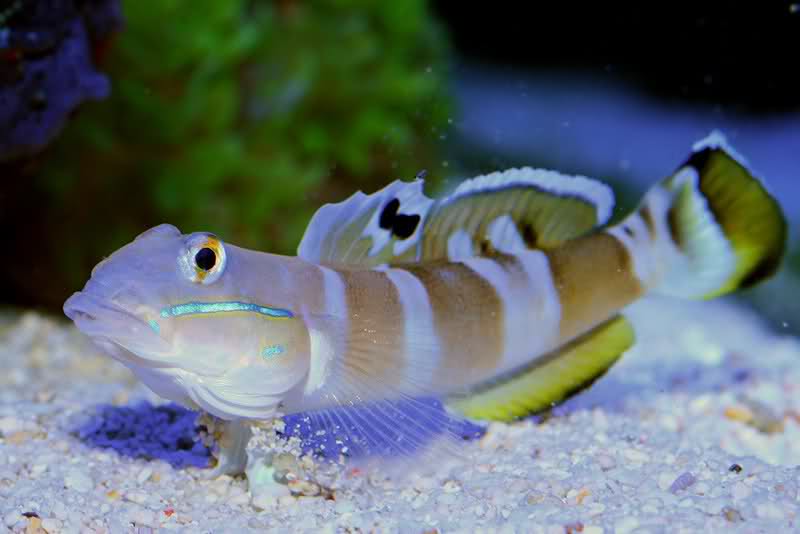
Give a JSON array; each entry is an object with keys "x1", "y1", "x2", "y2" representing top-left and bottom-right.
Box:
[{"x1": 447, "y1": 315, "x2": 634, "y2": 422}]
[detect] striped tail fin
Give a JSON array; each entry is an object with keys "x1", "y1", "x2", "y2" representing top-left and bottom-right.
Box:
[{"x1": 638, "y1": 132, "x2": 787, "y2": 300}]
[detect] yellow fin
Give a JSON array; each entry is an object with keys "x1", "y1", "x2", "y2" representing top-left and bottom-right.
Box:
[
  {"x1": 422, "y1": 168, "x2": 614, "y2": 259},
  {"x1": 656, "y1": 132, "x2": 787, "y2": 299},
  {"x1": 446, "y1": 315, "x2": 634, "y2": 422}
]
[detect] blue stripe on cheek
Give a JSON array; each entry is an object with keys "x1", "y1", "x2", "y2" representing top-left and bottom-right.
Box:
[
  {"x1": 159, "y1": 301, "x2": 294, "y2": 319},
  {"x1": 261, "y1": 344, "x2": 286, "y2": 359},
  {"x1": 148, "y1": 320, "x2": 161, "y2": 334}
]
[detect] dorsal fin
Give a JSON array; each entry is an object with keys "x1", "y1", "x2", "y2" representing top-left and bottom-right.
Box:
[
  {"x1": 422, "y1": 168, "x2": 614, "y2": 260},
  {"x1": 297, "y1": 168, "x2": 614, "y2": 266},
  {"x1": 298, "y1": 179, "x2": 433, "y2": 265},
  {"x1": 446, "y1": 315, "x2": 634, "y2": 422}
]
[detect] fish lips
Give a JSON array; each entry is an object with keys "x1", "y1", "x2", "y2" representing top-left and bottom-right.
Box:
[{"x1": 63, "y1": 290, "x2": 173, "y2": 365}]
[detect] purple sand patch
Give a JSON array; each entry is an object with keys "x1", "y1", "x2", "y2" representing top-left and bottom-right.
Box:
[
  {"x1": 76, "y1": 399, "x2": 486, "y2": 468},
  {"x1": 75, "y1": 402, "x2": 211, "y2": 469}
]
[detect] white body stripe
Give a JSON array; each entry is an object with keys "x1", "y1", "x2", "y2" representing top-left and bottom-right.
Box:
[
  {"x1": 608, "y1": 209, "x2": 658, "y2": 288},
  {"x1": 618, "y1": 178, "x2": 737, "y2": 298},
  {"x1": 638, "y1": 185, "x2": 680, "y2": 287},
  {"x1": 305, "y1": 329, "x2": 334, "y2": 395},
  {"x1": 486, "y1": 214, "x2": 527, "y2": 253},
  {"x1": 383, "y1": 268, "x2": 440, "y2": 390},
  {"x1": 512, "y1": 249, "x2": 562, "y2": 365},
  {"x1": 318, "y1": 265, "x2": 347, "y2": 317},
  {"x1": 656, "y1": 169, "x2": 736, "y2": 298},
  {"x1": 447, "y1": 228, "x2": 474, "y2": 259},
  {"x1": 610, "y1": 206, "x2": 657, "y2": 282},
  {"x1": 305, "y1": 266, "x2": 349, "y2": 395}
]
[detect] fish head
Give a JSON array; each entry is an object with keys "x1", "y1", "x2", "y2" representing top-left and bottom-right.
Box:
[{"x1": 64, "y1": 224, "x2": 310, "y2": 419}]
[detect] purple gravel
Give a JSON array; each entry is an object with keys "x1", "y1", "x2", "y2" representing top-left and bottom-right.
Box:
[
  {"x1": 74, "y1": 402, "x2": 211, "y2": 469},
  {"x1": 669, "y1": 471, "x2": 697, "y2": 494}
]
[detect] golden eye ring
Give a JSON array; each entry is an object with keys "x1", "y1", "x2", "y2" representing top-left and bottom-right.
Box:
[{"x1": 180, "y1": 233, "x2": 227, "y2": 284}]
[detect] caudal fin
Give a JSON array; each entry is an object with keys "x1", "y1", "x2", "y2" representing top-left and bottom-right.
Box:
[{"x1": 639, "y1": 132, "x2": 786, "y2": 300}]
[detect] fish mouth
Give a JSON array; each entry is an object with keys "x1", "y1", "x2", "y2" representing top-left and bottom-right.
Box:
[{"x1": 64, "y1": 290, "x2": 173, "y2": 367}]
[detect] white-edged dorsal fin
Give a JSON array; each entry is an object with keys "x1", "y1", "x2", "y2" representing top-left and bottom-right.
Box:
[
  {"x1": 298, "y1": 179, "x2": 434, "y2": 265},
  {"x1": 448, "y1": 167, "x2": 614, "y2": 223},
  {"x1": 421, "y1": 167, "x2": 614, "y2": 260},
  {"x1": 298, "y1": 167, "x2": 615, "y2": 265}
]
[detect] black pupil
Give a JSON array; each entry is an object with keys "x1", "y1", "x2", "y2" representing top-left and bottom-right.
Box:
[{"x1": 195, "y1": 247, "x2": 216, "y2": 271}]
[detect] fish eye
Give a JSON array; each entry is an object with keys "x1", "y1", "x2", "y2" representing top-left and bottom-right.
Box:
[
  {"x1": 180, "y1": 233, "x2": 227, "y2": 285},
  {"x1": 195, "y1": 247, "x2": 216, "y2": 271}
]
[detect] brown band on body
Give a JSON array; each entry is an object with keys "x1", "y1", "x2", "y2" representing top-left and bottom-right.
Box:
[
  {"x1": 545, "y1": 232, "x2": 644, "y2": 342},
  {"x1": 337, "y1": 269, "x2": 407, "y2": 389},
  {"x1": 403, "y1": 261, "x2": 505, "y2": 390}
]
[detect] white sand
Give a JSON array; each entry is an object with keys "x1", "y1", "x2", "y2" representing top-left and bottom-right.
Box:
[{"x1": 1, "y1": 295, "x2": 799, "y2": 533}]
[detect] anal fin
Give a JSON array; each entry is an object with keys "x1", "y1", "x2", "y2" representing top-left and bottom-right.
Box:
[{"x1": 446, "y1": 315, "x2": 634, "y2": 422}]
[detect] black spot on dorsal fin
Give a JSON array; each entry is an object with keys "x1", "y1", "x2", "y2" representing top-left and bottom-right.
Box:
[
  {"x1": 392, "y1": 213, "x2": 421, "y2": 239},
  {"x1": 379, "y1": 198, "x2": 421, "y2": 240},
  {"x1": 379, "y1": 198, "x2": 400, "y2": 230}
]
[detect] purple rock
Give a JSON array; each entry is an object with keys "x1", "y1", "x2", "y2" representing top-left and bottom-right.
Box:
[{"x1": 0, "y1": 0, "x2": 122, "y2": 161}]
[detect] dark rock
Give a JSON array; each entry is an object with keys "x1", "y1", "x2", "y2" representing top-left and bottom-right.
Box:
[{"x1": 0, "y1": 0, "x2": 122, "y2": 161}]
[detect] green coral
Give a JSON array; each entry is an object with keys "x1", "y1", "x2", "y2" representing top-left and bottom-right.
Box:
[{"x1": 37, "y1": 0, "x2": 451, "y2": 306}]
